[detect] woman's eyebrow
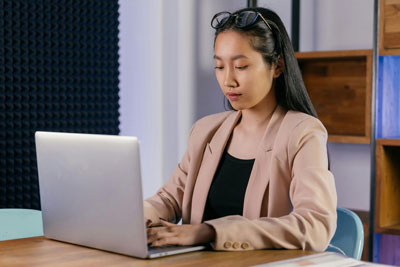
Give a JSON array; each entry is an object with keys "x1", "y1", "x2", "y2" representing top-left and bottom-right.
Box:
[{"x1": 213, "y1": 55, "x2": 248, "y2": 60}]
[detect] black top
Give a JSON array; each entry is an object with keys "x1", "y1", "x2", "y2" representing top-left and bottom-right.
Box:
[{"x1": 202, "y1": 151, "x2": 255, "y2": 221}]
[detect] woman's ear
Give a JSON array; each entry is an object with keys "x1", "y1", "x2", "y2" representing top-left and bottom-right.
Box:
[{"x1": 273, "y1": 56, "x2": 284, "y2": 78}]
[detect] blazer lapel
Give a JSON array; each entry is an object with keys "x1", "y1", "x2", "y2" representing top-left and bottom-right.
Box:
[
  {"x1": 190, "y1": 111, "x2": 242, "y2": 224},
  {"x1": 243, "y1": 105, "x2": 286, "y2": 219}
]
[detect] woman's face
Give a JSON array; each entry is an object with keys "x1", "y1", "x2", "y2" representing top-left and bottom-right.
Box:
[{"x1": 214, "y1": 30, "x2": 279, "y2": 111}]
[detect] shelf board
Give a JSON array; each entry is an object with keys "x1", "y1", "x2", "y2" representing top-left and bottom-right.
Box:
[
  {"x1": 296, "y1": 49, "x2": 372, "y2": 144},
  {"x1": 375, "y1": 224, "x2": 400, "y2": 236},
  {"x1": 377, "y1": 138, "x2": 400, "y2": 146},
  {"x1": 296, "y1": 49, "x2": 372, "y2": 59},
  {"x1": 328, "y1": 135, "x2": 370, "y2": 144},
  {"x1": 375, "y1": 139, "x2": 400, "y2": 235}
]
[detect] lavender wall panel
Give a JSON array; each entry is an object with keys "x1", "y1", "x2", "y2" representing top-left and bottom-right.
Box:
[
  {"x1": 379, "y1": 234, "x2": 400, "y2": 265},
  {"x1": 376, "y1": 55, "x2": 400, "y2": 138}
]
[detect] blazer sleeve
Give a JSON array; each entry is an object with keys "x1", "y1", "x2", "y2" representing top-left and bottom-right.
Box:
[
  {"x1": 143, "y1": 125, "x2": 196, "y2": 226},
  {"x1": 204, "y1": 117, "x2": 337, "y2": 251}
]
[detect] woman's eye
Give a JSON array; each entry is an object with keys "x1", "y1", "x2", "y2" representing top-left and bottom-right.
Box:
[
  {"x1": 215, "y1": 66, "x2": 224, "y2": 70},
  {"x1": 235, "y1": 66, "x2": 248, "y2": 70}
]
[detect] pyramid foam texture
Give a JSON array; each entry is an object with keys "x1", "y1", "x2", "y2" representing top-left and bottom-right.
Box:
[{"x1": 0, "y1": 0, "x2": 121, "y2": 209}]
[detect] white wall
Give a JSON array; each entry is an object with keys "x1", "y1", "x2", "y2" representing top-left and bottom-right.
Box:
[
  {"x1": 118, "y1": 0, "x2": 164, "y2": 199},
  {"x1": 258, "y1": 0, "x2": 292, "y2": 35},
  {"x1": 300, "y1": 0, "x2": 374, "y2": 211},
  {"x1": 301, "y1": 0, "x2": 374, "y2": 52},
  {"x1": 328, "y1": 143, "x2": 371, "y2": 210},
  {"x1": 118, "y1": 0, "x2": 374, "y2": 210},
  {"x1": 118, "y1": 0, "x2": 197, "y2": 198}
]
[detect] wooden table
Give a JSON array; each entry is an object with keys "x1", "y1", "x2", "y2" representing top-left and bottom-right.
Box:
[{"x1": 0, "y1": 237, "x2": 316, "y2": 267}]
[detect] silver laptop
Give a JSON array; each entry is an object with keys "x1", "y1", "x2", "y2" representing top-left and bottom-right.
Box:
[{"x1": 35, "y1": 131, "x2": 205, "y2": 258}]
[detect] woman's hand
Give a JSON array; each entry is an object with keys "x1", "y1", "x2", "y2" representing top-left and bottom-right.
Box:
[{"x1": 147, "y1": 220, "x2": 216, "y2": 247}]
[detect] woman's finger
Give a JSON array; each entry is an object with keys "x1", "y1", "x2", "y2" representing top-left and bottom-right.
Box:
[
  {"x1": 147, "y1": 228, "x2": 176, "y2": 244},
  {"x1": 151, "y1": 236, "x2": 181, "y2": 247},
  {"x1": 160, "y1": 220, "x2": 176, "y2": 227},
  {"x1": 147, "y1": 225, "x2": 171, "y2": 236}
]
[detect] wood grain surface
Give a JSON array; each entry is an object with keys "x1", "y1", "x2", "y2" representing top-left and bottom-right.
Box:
[
  {"x1": 0, "y1": 237, "x2": 316, "y2": 267},
  {"x1": 380, "y1": 0, "x2": 400, "y2": 55},
  {"x1": 296, "y1": 50, "x2": 372, "y2": 144},
  {"x1": 375, "y1": 139, "x2": 400, "y2": 235}
]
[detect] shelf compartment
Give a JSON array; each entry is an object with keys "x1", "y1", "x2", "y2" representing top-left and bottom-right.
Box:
[
  {"x1": 379, "y1": 0, "x2": 400, "y2": 55},
  {"x1": 296, "y1": 50, "x2": 372, "y2": 144},
  {"x1": 375, "y1": 139, "x2": 400, "y2": 235}
]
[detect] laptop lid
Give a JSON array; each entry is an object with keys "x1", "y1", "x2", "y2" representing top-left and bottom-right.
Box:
[{"x1": 35, "y1": 132, "x2": 148, "y2": 258}]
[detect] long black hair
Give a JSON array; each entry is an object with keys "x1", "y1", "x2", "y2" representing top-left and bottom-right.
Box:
[{"x1": 214, "y1": 7, "x2": 317, "y2": 118}]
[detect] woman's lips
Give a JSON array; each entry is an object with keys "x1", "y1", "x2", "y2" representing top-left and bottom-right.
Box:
[{"x1": 226, "y1": 93, "x2": 242, "y2": 101}]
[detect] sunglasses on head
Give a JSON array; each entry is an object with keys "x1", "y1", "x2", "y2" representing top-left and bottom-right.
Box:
[{"x1": 211, "y1": 10, "x2": 272, "y2": 31}]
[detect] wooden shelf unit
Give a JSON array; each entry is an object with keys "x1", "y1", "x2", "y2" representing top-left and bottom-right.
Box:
[
  {"x1": 375, "y1": 139, "x2": 400, "y2": 235},
  {"x1": 296, "y1": 50, "x2": 372, "y2": 144},
  {"x1": 379, "y1": 0, "x2": 400, "y2": 55}
]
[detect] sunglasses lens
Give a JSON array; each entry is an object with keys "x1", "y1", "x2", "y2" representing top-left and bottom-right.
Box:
[
  {"x1": 236, "y1": 11, "x2": 258, "y2": 28},
  {"x1": 211, "y1": 12, "x2": 231, "y2": 29}
]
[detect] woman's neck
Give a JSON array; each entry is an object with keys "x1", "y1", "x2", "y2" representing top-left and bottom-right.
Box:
[{"x1": 238, "y1": 93, "x2": 277, "y2": 131}]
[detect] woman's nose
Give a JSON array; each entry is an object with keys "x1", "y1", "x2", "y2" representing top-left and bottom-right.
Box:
[{"x1": 223, "y1": 69, "x2": 238, "y2": 88}]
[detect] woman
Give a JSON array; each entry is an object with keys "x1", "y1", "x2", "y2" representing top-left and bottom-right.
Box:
[{"x1": 145, "y1": 7, "x2": 337, "y2": 251}]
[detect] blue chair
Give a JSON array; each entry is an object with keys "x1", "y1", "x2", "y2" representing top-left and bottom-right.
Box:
[
  {"x1": 326, "y1": 207, "x2": 364, "y2": 260},
  {"x1": 0, "y1": 209, "x2": 43, "y2": 241}
]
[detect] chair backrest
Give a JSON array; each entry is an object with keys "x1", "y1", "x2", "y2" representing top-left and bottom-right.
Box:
[
  {"x1": 326, "y1": 207, "x2": 364, "y2": 260},
  {"x1": 0, "y1": 209, "x2": 43, "y2": 241}
]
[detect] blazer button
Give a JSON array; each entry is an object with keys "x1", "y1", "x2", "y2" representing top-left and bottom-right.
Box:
[
  {"x1": 224, "y1": 241, "x2": 233, "y2": 248},
  {"x1": 233, "y1": 242, "x2": 241, "y2": 249},
  {"x1": 241, "y1": 242, "x2": 250, "y2": 249}
]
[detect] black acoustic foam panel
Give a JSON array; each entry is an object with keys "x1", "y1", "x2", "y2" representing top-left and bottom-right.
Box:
[{"x1": 0, "y1": 0, "x2": 120, "y2": 209}]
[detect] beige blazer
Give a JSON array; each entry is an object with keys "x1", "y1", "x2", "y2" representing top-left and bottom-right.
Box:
[{"x1": 144, "y1": 105, "x2": 337, "y2": 251}]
